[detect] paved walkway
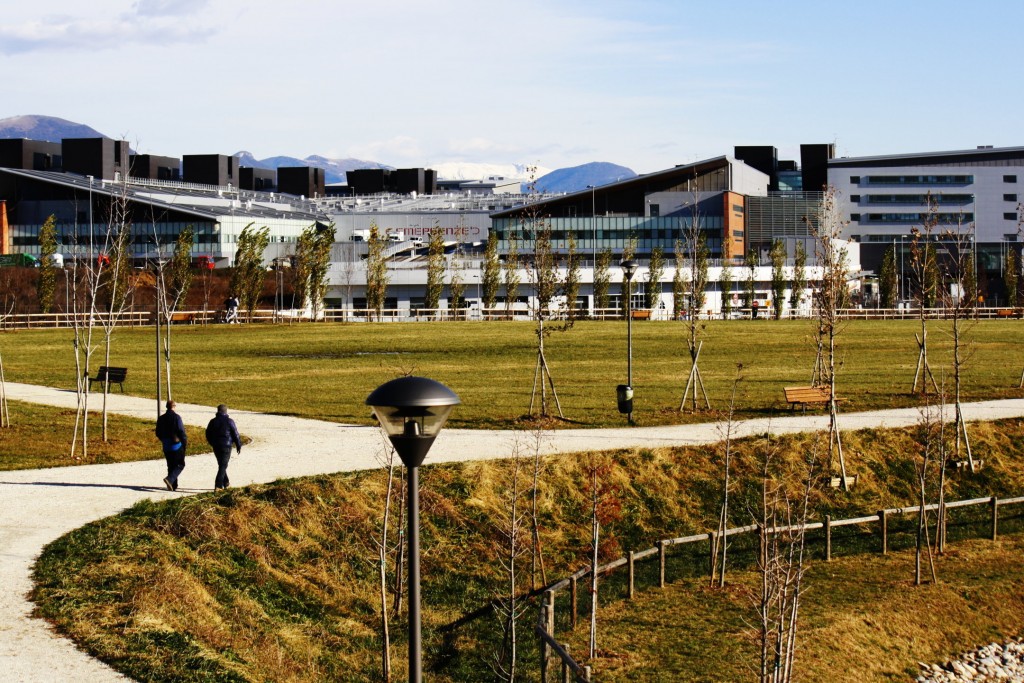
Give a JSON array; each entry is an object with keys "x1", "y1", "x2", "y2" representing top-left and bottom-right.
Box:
[{"x1": 2, "y1": 381, "x2": 1023, "y2": 681}]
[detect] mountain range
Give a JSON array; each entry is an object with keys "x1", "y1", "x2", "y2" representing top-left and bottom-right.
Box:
[{"x1": 0, "y1": 115, "x2": 637, "y2": 193}]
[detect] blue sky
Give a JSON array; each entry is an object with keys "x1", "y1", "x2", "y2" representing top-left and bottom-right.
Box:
[{"x1": 2, "y1": 0, "x2": 1020, "y2": 174}]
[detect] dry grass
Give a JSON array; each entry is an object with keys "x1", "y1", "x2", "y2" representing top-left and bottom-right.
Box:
[{"x1": 31, "y1": 418, "x2": 1024, "y2": 681}]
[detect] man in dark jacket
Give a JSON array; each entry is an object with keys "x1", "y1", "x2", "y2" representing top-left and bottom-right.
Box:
[
  {"x1": 155, "y1": 400, "x2": 187, "y2": 491},
  {"x1": 205, "y1": 404, "x2": 241, "y2": 490}
]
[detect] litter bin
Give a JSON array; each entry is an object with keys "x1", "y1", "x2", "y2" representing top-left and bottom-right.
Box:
[{"x1": 616, "y1": 384, "x2": 633, "y2": 414}]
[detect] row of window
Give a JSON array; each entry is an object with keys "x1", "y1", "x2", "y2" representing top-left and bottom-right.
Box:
[
  {"x1": 851, "y1": 213, "x2": 975, "y2": 223},
  {"x1": 853, "y1": 175, "x2": 974, "y2": 185},
  {"x1": 852, "y1": 194, "x2": 973, "y2": 205}
]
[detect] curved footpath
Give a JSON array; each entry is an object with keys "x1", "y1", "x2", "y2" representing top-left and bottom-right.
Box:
[{"x1": 2, "y1": 381, "x2": 1024, "y2": 681}]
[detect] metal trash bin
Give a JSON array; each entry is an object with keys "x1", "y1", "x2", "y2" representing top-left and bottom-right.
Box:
[{"x1": 616, "y1": 384, "x2": 633, "y2": 414}]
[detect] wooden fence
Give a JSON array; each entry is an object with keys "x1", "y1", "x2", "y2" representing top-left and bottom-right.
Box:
[
  {"x1": 536, "y1": 494, "x2": 1024, "y2": 682},
  {"x1": 3, "y1": 306, "x2": 1022, "y2": 330}
]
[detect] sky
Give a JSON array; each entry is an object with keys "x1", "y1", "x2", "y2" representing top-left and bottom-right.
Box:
[{"x1": 3, "y1": 0, "x2": 1022, "y2": 175}]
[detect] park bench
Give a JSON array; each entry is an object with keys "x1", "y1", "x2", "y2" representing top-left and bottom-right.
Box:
[
  {"x1": 169, "y1": 312, "x2": 195, "y2": 324},
  {"x1": 630, "y1": 310, "x2": 651, "y2": 320},
  {"x1": 87, "y1": 366, "x2": 128, "y2": 392},
  {"x1": 996, "y1": 309, "x2": 1019, "y2": 319},
  {"x1": 784, "y1": 385, "x2": 840, "y2": 412}
]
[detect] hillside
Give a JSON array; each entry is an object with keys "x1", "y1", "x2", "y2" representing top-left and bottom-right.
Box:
[
  {"x1": 0, "y1": 114, "x2": 105, "y2": 142},
  {"x1": 31, "y1": 421, "x2": 1024, "y2": 681},
  {"x1": 534, "y1": 161, "x2": 637, "y2": 193}
]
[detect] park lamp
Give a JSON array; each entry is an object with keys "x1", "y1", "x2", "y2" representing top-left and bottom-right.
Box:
[
  {"x1": 366, "y1": 376, "x2": 461, "y2": 467},
  {"x1": 367, "y1": 376, "x2": 460, "y2": 683},
  {"x1": 620, "y1": 259, "x2": 638, "y2": 283}
]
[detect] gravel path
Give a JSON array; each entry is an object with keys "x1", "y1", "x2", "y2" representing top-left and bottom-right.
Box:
[{"x1": 2, "y1": 381, "x2": 1023, "y2": 681}]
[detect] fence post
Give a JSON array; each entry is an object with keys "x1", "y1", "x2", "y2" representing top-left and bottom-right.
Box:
[
  {"x1": 879, "y1": 510, "x2": 888, "y2": 555},
  {"x1": 570, "y1": 576, "x2": 578, "y2": 630},
  {"x1": 628, "y1": 551, "x2": 635, "y2": 599},
  {"x1": 539, "y1": 603, "x2": 550, "y2": 683},
  {"x1": 562, "y1": 644, "x2": 571, "y2": 683},
  {"x1": 658, "y1": 540, "x2": 666, "y2": 588},
  {"x1": 546, "y1": 589, "x2": 556, "y2": 637},
  {"x1": 584, "y1": 665, "x2": 592, "y2": 682},
  {"x1": 708, "y1": 532, "x2": 716, "y2": 579},
  {"x1": 991, "y1": 496, "x2": 999, "y2": 541},
  {"x1": 824, "y1": 515, "x2": 832, "y2": 561}
]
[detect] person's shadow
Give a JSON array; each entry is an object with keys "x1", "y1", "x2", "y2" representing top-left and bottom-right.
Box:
[{"x1": 0, "y1": 481, "x2": 211, "y2": 493}]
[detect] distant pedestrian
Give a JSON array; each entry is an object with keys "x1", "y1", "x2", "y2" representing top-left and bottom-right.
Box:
[
  {"x1": 205, "y1": 404, "x2": 241, "y2": 490},
  {"x1": 155, "y1": 400, "x2": 187, "y2": 491},
  {"x1": 752, "y1": 300, "x2": 760, "y2": 319},
  {"x1": 224, "y1": 295, "x2": 239, "y2": 323}
]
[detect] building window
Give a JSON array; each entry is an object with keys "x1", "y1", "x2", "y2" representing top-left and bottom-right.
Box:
[
  {"x1": 850, "y1": 176, "x2": 860, "y2": 184},
  {"x1": 850, "y1": 195, "x2": 860, "y2": 202},
  {"x1": 1005, "y1": 234, "x2": 1019, "y2": 242},
  {"x1": 1005, "y1": 212, "x2": 1018, "y2": 220},
  {"x1": 850, "y1": 213, "x2": 861, "y2": 222},
  {"x1": 649, "y1": 203, "x2": 660, "y2": 217},
  {"x1": 1005, "y1": 194, "x2": 1018, "y2": 202},
  {"x1": 1005, "y1": 175, "x2": 1018, "y2": 183}
]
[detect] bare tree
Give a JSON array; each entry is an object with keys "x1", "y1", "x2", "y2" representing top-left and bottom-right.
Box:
[
  {"x1": 447, "y1": 240, "x2": 467, "y2": 319},
  {"x1": 938, "y1": 216, "x2": 979, "y2": 472},
  {"x1": 562, "y1": 231, "x2": 582, "y2": 322},
  {"x1": 679, "y1": 219, "x2": 711, "y2": 412},
  {"x1": 711, "y1": 365, "x2": 742, "y2": 587},
  {"x1": 523, "y1": 199, "x2": 564, "y2": 419},
  {"x1": 373, "y1": 437, "x2": 401, "y2": 682},
  {"x1": 584, "y1": 452, "x2": 621, "y2": 662},
  {"x1": 754, "y1": 436, "x2": 817, "y2": 683},
  {"x1": 0, "y1": 300, "x2": 12, "y2": 427},
  {"x1": 809, "y1": 186, "x2": 852, "y2": 489},
  {"x1": 482, "y1": 230, "x2": 501, "y2": 316},
  {"x1": 95, "y1": 177, "x2": 136, "y2": 441},
  {"x1": 914, "y1": 397, "x2": 943, "y2": 585},
  {"x1": 909, "y1": 197, "x2": 941, "y2": 394},
  {"x1": 490, "y1": 437, "x2": 530, "y2": 682},
  {"x1": 789, "y1": 242, "x2": 807, "y2": 315},
  {"x1": 153, "y1": 227, "x2": 194, "y2": 404},
  {"x1": 503, "y1": 237, "x2": 521, "y2": 317}
]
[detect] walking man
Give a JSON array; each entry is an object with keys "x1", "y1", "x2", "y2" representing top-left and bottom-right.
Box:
[
  {"x1": 205, "y1": 404, "x2": 241, "y2": 490},
  {"x1": 155, "y1": 400, "x2": 187, "y2": 491}
]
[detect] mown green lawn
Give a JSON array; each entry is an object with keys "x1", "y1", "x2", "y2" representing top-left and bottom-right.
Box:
[
  {"x1": 2, "y1": 319, "x2": 1022, "y2": 428},
  {"x1": 0, "y1": 400, "x2": 205, "y2": 470}
]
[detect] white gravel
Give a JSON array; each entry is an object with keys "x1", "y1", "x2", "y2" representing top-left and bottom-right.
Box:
[{"x1": 2, "y1": 381, "x2": 1023, "y2": 681}]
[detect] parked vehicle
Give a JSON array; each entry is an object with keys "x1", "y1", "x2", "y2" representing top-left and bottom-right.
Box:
[{"x1": 0, "y1": 253, "x2": 40, "y2": 268}]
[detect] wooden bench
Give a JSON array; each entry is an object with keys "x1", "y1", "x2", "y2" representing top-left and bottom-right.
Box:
[
  {"x1": 169, "y1": 312, "x2": 195, "y2": 324},
  {"x1": 630, "y1": 310, "x2": 651, "y2": 320},
  {"x1": 88, "y1": 366, "x2": 128, "y2": 392},
  {"x1": 784, "y1": 385, "x2": 836, "y2": 411}
]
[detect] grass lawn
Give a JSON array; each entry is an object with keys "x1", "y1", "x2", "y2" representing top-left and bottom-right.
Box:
[
  {"x1": 0, "y1": 400, "x2": 205, "y2": 470},
  {"x1": 2, "y1": 319, "x2": 1023, "y2": 428},
  {"x1": 31, "y1": 420, "x2": 1024, "y2": 681}
]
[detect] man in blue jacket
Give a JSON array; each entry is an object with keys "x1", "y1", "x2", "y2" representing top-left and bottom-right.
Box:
[
  {"x1": 155, "y1": 400, "x2": 187, "y2": 491},
  {"x1": 205, "y1": 404, "x2": 242, "y2": 490}
]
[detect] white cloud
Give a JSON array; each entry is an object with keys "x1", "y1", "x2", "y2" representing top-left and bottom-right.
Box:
[{"x1": 0, "y1": 2, "x2": 214, "y2": 54}]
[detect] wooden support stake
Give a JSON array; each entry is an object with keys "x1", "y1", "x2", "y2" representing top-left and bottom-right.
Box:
[
  {"x1": 880, "y1": 510, "x2": 888, "y2": 555},
  {"x1": 584, "y1": 665, "x2": 592, "y2": 682},
  {"x1": 991, "y1": 496, "x2": 999, "y2": 541},
  {"x1": 628, "y1": 551, "x2": 635, "y2": 599},
  {"x1": 708, "y1": 532, "x2": 716, "y2": 578},
  {"x1": 658, "y1": 540, "x2": 666, "y2": 588},
  {"x1": 562, "y1": 644, "x2": 571, "y2": 683},
  {"x1": 825, "y1": 514, "x2": 832, "y2": 562},
  {"x1": 570, "y1": 576, "x2": 578, "y2": 630}
]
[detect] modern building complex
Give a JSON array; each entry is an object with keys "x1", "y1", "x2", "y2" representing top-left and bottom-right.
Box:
[
  {"x1": 1, "y1": 132, "x2": 1020, "y2": 314},
  {"x1": 828, "y1": 146, "x2": 1024, "y2": 304}
]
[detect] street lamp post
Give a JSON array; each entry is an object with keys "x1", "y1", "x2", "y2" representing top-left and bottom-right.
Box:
[
  {"x1": 620, "y1": 259, "x2": 638, "y2": 424},
  {"x1": 366, "y1": 376, "x2": 460, "y2": 683}
]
